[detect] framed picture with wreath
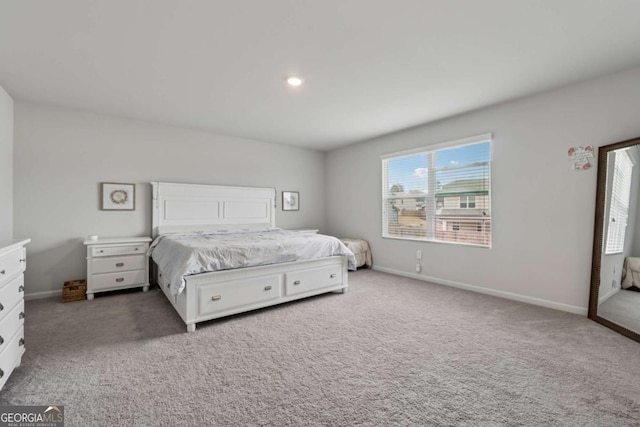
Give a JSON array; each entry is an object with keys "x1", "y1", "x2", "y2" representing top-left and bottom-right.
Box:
[
  {"x1": 282, "y1": 191, "x2": 299, "y2": 211},
  {"x1": 101, "y1": 182, "x2": 135, "y2": 210}
]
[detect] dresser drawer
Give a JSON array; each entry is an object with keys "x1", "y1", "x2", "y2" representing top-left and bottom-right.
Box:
[
  {"x1": 0, "y1": 248, "x2": 25, "y2": 283},
  {"x1": 91, "y1": 244, "x2": 147, "y2": 257},
  {"x1": 0, "y1": 325, "x2": 24, "y2": 390},
  {"x1": 91, "y1": 255, "x2": 146, "y2": 274},
  {"x1": 0, "y1": 275, "x2": 23, "y2": 323},
  {"x1": 198, "y1": 274, "x2": 281, "y2": 317},
  {"x1": 285, "y1": 264, "x2": 342, "y2": 296},
  {"x1": 0, "y1": 301, "x2": 24, "y2": 354},
  {"x1": 91, "y1": 270, "x2": 146, "y2": 291}
]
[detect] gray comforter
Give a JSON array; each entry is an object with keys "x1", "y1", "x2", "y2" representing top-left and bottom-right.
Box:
[{"x1": 149, "y1": 229, "x2": 356, "y2": 295}]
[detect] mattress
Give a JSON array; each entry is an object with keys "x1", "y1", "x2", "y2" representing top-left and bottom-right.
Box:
[{"x1": 149, "y1": 228, "x2": 357, "y2": 296}]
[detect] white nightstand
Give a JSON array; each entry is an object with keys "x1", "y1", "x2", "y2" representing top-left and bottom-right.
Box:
[{"x1": 84, "y1": 237, "x2": 152, "y2": 300}]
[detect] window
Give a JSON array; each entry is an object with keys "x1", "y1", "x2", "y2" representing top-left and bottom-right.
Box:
[
  {"x1": 382, "y1": 134, "x2": 492, "y2": 247},
  {"x1": 605, "y1": 150, "x2": 633, "y2": 254},
  {"x1": 460, "y1": 195, "x2": 476, "y2": 209}
]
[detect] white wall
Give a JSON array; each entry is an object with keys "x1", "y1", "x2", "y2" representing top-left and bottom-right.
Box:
[
  {"x1": 0, "y1": 86, "x2": 13, "y2": 240},
  {"x1": 326, "y1": 67, "x2": 640, "y2": 314},
  {"x1": 14, "y1": 102, "x2": 326, "y2": 297}
]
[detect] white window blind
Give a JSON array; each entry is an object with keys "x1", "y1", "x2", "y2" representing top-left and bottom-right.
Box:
[
  {"x1": 605, "y1": 150, "x2": 633, "y2": 255},
  {"x1": 381, "y1": 134, "x2": 492, "y2": 247}
]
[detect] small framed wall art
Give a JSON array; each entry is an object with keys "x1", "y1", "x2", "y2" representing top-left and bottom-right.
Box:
[
  {"x1": 282, "y1": 191, "x2": 300, "y2": 211},
  {"x1": 102, "y1": 182, "x2": 135, "y2": 210}
]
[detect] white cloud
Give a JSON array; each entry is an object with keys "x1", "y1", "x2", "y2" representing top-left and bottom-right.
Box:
[{"x1": 413, "y1": 168, "x2": 428, "y2": 177}]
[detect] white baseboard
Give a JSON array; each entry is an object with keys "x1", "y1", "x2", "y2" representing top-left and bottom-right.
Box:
[
  {"x1": 598, "y1": 286, "x2": 619, "y2": 305},
  {"x1": 25, "y1": 290, "x2": 62, "y2": 301},
  {"x1": 372, "y1": 266, "x2": 588, "y2": 316}
]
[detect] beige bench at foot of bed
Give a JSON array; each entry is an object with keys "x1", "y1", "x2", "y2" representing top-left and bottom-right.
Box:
[{"x1": 340, "y1": 238, "x2": 372, "y2": 268}]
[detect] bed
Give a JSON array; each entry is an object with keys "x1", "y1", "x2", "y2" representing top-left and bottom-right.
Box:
[{"x1": 150, "y1": 182, "x2": 356, "y2": 332}]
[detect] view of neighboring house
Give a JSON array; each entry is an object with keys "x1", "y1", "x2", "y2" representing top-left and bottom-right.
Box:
[
  {"x1": 387, "y1": 178, "x2": 491, "y2": 246},
  {"x1": 435, "y1": 178, "x2": 490, "y2": 246}
]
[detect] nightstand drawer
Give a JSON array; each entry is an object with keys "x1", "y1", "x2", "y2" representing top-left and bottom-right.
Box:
[
  {"x1": 92, "y1": 270, "x2": 146, "y2": 291},
  {"x1": 91, "y1": 244, "x2": 147, "y2": 257},
  {"x1": 91, "y1": 255, "x2": 146, "y2": 274},
  {"x1": 0, "y1": 301, "x2": 24, "y2": 354},
  {"x1": 0, "y1": 248, "x2": 24, "y2": 282},
  {"x1": 0, "y1": 275, "x2": 23, "y2": 324}
]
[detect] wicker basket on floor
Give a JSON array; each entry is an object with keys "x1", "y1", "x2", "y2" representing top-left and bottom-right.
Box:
[{"x1": 62, "y1": 279, "x2": 87, "y2": 303}]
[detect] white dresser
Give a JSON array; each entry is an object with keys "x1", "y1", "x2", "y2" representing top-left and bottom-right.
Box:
[
  {"x1": 0, "y1": 239, "x2": 29, "y2": 391},
  {"x1": 84, "y1": 237, "x2": 151, "y2": 300}
]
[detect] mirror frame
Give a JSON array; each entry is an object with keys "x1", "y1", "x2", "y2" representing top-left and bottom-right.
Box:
[{"x1": 589, "y1": 136, "x2": 640, "y2": 343}]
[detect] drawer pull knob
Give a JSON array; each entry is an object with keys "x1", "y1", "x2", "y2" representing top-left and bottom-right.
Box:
[
  {"x1": 19, "y1": 338, "x2": 25, "y2": 346},
  {"x1": 211, "y1": 295, "x2": 221, "y2": 301},
  {"x1": 99, "y1": 250, "x2": 104, "y2": 253},
  {"x1": 264, "y1": 285, "x2": 272, "y2": 291},
  {"x1": 293, "y1": 280, "x2": 301, "y2": 285},
  {"x1": 19, "y1": 312, "x2": 25, "y2": 320},
  {"x1": 19, "y1": 259, "x2": 25, "y2": 263},
  {"x1": 330, "y1": 274, "x2": 337, "y2": 278},
  {"x1": 115, "y1": 278, "x2": 125, "y2": 283},
  {"x1": 0, "y1": 336, "x2": 3, "y2": 345},
  {"x1": 0, "y1": 270, "x2": 4, "y2": 275},
  {"x1": 135, "y1": 248, "x2": 139, "y2": 251},
  {"x1": 18, "y1": 285, "x2": 24, "y2": 293},
  {"x1": 116, "y1": 263, "x2": 125, "y2": 267}
]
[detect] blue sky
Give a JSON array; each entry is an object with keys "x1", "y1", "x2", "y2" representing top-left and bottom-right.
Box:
[{"x1": 386, "y1": 141, "x2": 490, "y2": 192}]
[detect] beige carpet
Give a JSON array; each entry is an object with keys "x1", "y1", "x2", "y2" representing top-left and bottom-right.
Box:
[{"x1": 2, "y1": 270, "x2": 640, "y2": 426}]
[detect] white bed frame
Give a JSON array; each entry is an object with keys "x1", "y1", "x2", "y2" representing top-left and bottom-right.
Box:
[{"x1": 151, "y1": 182, "x2": 348, "y2": 332}]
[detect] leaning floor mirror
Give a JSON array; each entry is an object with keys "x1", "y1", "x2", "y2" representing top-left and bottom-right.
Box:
[{"x1": 589, "y1": 136, "x2": 640, "y2": 343}]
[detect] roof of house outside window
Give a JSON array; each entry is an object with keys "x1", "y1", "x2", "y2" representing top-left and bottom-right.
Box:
[{"x1": 437, "y1": 178, "x2": 489, "y2": 197}]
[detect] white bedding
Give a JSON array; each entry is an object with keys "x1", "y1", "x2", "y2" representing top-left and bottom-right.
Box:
[{"x1": 149, "y1": 229, "x2": 357, "y2": 296}]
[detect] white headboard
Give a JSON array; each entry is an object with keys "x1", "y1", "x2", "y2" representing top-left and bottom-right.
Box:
[{"x1": 151, "y1": 182, "x2": 276, "y2": 237}]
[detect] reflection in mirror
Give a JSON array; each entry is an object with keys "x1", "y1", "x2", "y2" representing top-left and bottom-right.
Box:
[{"x1": 590, "y1": 136, "x2": 640, "y2": 342}]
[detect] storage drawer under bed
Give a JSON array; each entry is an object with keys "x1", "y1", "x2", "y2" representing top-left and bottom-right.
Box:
[
  {"x1": 285, "y1": 264, "x2": 342, "y2": 296},
  {"x1": 197, "y1": 274, "x2": 281, "y2": 317}
]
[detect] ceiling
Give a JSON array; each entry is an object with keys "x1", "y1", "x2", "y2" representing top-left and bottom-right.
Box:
[{"x1": 1, "y1": 1, "x2": 640, "y2": 151}]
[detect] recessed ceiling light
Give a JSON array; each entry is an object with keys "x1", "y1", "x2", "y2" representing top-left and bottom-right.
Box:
[{"x1": 285, "y1": 76, "x2": 303, "y2": 87}]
